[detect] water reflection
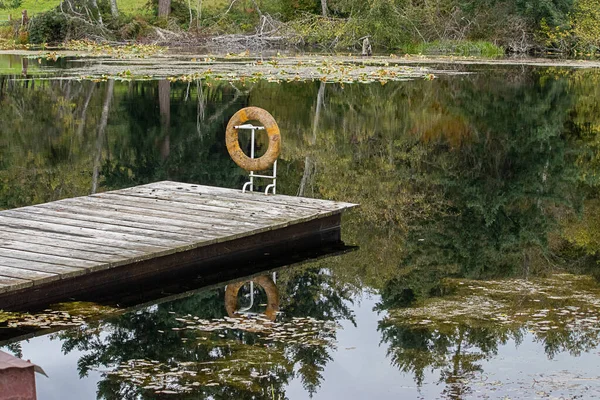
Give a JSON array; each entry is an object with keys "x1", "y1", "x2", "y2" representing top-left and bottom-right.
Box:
[
  {"x1": 225, "y1": 275, "x2": 280, "y2": 321},
  {"x1": 39, "y1": 263, "x2": 352, "y2": 399},
  {"x1": 2, "y1": 60, "x2": 600, "y2": 398},
  {"x1": 379, "y1": 274, "x2": 600, "y2": 398}
]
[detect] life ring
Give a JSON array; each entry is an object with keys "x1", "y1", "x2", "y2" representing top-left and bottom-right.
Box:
[
  {"x1": 225, "y1": 107, "x2": 281, "y2": 171},
  {"x1": 225, "y1": 275, "x2": 280, "y2": 321}
]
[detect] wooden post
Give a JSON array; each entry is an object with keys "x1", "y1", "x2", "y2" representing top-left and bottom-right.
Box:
[
  {"x1": 0, "y1": 351, "x2": 46, "y2": 400},
  {"x1": 21, "y1": 10, "x2": 29, "y2": 26},
  {"x1": 21, "y1": 57, "x2": 28, "y2": 76},
  {"x1": 362, "y1": 37, "x2": 372, "y2": 56}
]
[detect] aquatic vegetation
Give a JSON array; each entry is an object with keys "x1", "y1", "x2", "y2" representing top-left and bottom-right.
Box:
[
  {"x1": 380, "y1": 273, "x2": 600, "y2": 397},
  {"x1": 175, "y1": 314, "x2": 339, "y2": 346},
  {"x1": 0, "y1": 39, "x2": 28, "y2": 50},
  {"x1": 63, "y1": 40, "x2": 165, "y2": 58},
  {"x1": 14, "y1": 53, "x2": 449, "y2": 83},
  {"x1": 105, "y1": 314, "x2": 339, "y2": 394},
  {"x1": 386, "y1": 274, "x2": 600, "y2": 338},
  {"x1": 161, "y1": 57, "x2": 438, "y2": 85},
  {"x1": 402, "y1": 40, "x2": 505, "y2": 57},
  {"x1": 0, "y1": 310, "x2": 22, "y2": 324},
  {"x1": 0, "y1": 302, "x2": 119, "y2": 329},
  {"x1": 109, "y1": 350, "x2": 288, "y2": 395}
]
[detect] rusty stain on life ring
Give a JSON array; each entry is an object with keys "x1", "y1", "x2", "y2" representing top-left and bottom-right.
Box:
[
  {"x1": 225, "y1": 275, "x2": 279, "y2": 321},
  {"x1": 225, "y1": 107, "x2": 281, "y2": 171}
]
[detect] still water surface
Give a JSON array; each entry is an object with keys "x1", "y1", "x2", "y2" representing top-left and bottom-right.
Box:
[{"x1": 1, "y1": 55, "x2": 600, "y2": 399}]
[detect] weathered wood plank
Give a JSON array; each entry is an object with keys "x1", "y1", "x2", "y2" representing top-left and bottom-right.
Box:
[
  {"x1": 61, "y1": 196, "x2": 275, "y2": 230},
  {"x1": 115, "y1": 186, "x2": 329, "y2": 216},
  {"x1": 0, "y1": 264, "x2": 61, "y2": 283},
  {"x1": 0, "y1": 245, "x2": 106, "y2": 266},
  {"x1": 0, "y1": 215, "x2": 183, "y2": 249},
  {"x1": 112, "y1": 187, "x2": 321, "y2": 217},
  {"x1": 0, "y1": 254, "x2": 88, "y2": 276},
  {"x1": 0, "y1": 181, "x2": 357, "y2": 305},
  {"x1": 26, "y1": 204, "x2": 216, "y2": 238},
  {"x1": 0, "y1": 276, "x2": 32, "y2": 294},
  {"x1": 89, "y1": 193, "x2": 335, "y2": 240},
  {"x1": 108, "y1": 190, "x2": 323, "y2": 225},
  {"x1": 33, "y1": 200, "x2": 262, "y2": 236},
  {"x1": 0, "y1": 239, "x2": 133, "y2": 263},
  {"x1": 92, "y1": 193, "x2": 293, "y2": 227},
  {"x1": 0, "y1": 226, "x2": 157, "y2": 256},
  {"x1": 1, "y1": 210, "x2": 200, "y2": 244},
  {"x1": 145, "y1": 181, "x2": 357, "y2": 211}
]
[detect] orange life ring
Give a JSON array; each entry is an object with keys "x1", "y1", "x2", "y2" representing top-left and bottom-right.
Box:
[
  {"x1": 225, "y1": 107, "x2": 281, "y2": 171},
  {"x1": 225, "y1": 275, "x2": 280, "y2": 321}
]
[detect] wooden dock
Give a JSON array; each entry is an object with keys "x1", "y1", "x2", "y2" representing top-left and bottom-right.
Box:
[{"x1": 0, "y1": 181, "x2": 356, "y2": 310}]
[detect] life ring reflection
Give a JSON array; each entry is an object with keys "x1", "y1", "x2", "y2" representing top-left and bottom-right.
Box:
[{"x1": 225, "y1": 275, "x2": 280, "y2": 321}]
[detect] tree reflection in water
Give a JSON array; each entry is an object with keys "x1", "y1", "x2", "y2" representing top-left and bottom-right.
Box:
[{"x1": 54, "y1": 265, "x2": 354, "y2": 399}]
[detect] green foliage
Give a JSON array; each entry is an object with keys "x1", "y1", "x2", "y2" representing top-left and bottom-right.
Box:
[
  {"x1": 2, "y1": 0, "x2": 59, "y2": 16},
  {"x1": 280, "y1": 0, "x2": 320, "y2": 20},
  {"x1": 0, "y1": 21, "x2": 18, "y2": 40},
  {"x1": 0, "y1": 0, "x2": 20, "y2": 9},
  {"x1": 538, "y1": 17, "x2": 573, "y2": 52},
  {"x1": 2, "y1": 0, "x2": 599, "y2": 52},
  {"x1": 117, "y1": 16, "x2": 154, "y2": 39},
  {"x1": 285, "y1": 15, "x2": 362, "y2": 48},
  {"x1": 28, "y1": 10, "x2": 68, "y2": 43},
  {"x1": 402, "y1": 40, "x2": 504, "y2": 57},
  {"x1": 27, "y1": 5, "x2": 112, "y2": 44},
  {"x1": 572, "y1": 0, "x2": 600, "y2": 52},
  {"x1": 515, "y1": 0, "x2": 574, "y2": 26}
]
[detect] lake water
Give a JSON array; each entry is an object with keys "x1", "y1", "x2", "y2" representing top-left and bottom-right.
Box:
[{"x1": 1, "y1": 54, "x2": 600, "y2": 399}]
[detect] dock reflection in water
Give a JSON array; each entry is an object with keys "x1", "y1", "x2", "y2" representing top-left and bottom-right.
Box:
[{"x1": 0, "y1": 245, "x2": 355, "y2": 399}]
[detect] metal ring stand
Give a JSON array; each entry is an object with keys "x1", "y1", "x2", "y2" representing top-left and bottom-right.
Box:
[{"x1": 236, "y1": 123, "x2": 277, "y2": 195}]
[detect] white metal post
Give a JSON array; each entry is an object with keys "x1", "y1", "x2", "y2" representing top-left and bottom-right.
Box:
[{"x1": 236, "y1": 123, "x2": 277, "y2": 195}]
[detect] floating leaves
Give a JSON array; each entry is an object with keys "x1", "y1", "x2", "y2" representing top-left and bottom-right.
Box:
[
  {"x1": 108, "y1": 353, "x2": 279, "y2": 395},
  {"x1": 386, "y1": 273, "x2": 600, "y2": 339},
  {"x1": 21, "y1": 53, "x2": 448, "y2": 83},
  {"x1": 0, "y1": 302, "x2": 119, "y2": 330},
  {"x1": 104, "y1": 314, "x2": 340, "y2": 394},
  {"x1": 176, "y1": 314, "x2": 340, "y2": 347},
  {"x1": 0, "y1": 40, "x2": 30, "y2": 51},
  {"x1": 165, "y1": 57, "x2": 437, "y2": 85},
  {"x1": 63, "y1": 40, "x2": 164, "y2": 59},
  {"x1": 3, "y1": 310, "x2": 87, "y2": 329}
]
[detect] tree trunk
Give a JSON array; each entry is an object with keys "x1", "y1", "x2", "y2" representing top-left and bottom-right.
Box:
[
  {"x1": 312, "y1": 81, "x2": 325, "y2": 143},
  {"x1": 90, "y1": 0, "x2": 103, "y2": 25},
  {"x1": 110, "y1": 0, "x2": 119, "y2": 18},
  {"x1": 362, "y1": 37, "x2": 372, "y2": 56},
  {"x1": 158, "y1": 0, "x2": 171, "y2": 18},
  {"x1": 299, "y1": 81, "x2": 325, "y2": 197},
  {"x1": 92, "y1": 80, "x2": 114, "y2": 194},
  {"x1": 320, "y1": 0, "x2": 327, "y2": 17},
  {"x1": 158, "y1": 79, "x2": 171, "y2": 160},
  {"x1": 187, "y1": 0, "x2": 193, "y2": 28},
  {"x1": 77, "y1": 82, "x2": 96, "y2": 137},
  {"x1": 21, "y1": 58, "x2": 28, "y2": 76},
  {"x1": 196, "y1": 0, "x2": 202, "y2": 28},
  {"x1": 196, "y1": 79, "x2": 205, "y2": 137}
]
